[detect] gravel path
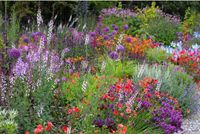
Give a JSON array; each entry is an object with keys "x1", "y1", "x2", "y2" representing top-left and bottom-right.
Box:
[{"x1": 176, "y1": 85, "x2": 200, "y2": 134}]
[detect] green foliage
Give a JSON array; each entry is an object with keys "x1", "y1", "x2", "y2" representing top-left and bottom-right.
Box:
[
  {"x1": 146, "y1": 48, "x2": 171, "y2": 63},
  {"x1": 137, "y1": 2, "x2": 159, "y2": 31},
  {"x1": 0, "y1": 13, "x2": 3, "y2": 32},
  {"x1": 144, "y1": 15, "x2": 180, "y2": 45},
  {"x1": 127, "y1": 17, "x2": 142, "y2": 36},
  {"x1": 0, "y1": 37, "x2": 3, "y2": 49},
  {"x1": 183, "y1": 7, "x2": 200, "y2": 33},
  {"x1": 99, "y1": 56, "x2": 137, "y2": 78},
  {"x1": 0, "y1": 108, "x2": 18, "y2": 134},
  {"x1": 8, "y1": 9, "x2": 20, "y2": 44},
  {"x1": 9, "y1": 76, "x2": 55, "y2": 132}
]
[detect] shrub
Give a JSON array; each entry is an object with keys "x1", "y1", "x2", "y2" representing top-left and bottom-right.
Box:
[{"x1": 144, "y1": 15, "x2": 180, "y2": 45}]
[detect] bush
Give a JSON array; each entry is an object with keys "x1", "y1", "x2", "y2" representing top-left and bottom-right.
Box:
[{"x1": 144, "y1": 15, "x2": 180, "y2": 45}]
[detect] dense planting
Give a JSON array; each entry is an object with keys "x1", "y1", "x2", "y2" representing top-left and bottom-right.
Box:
[{"x1": 0, "y1": 2, "x2": 199, "y2": 134}]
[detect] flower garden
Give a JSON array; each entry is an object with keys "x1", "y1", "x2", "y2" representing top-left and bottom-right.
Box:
[{"x1": 0, "y1": 2, "x2": 200, "y2": 134}]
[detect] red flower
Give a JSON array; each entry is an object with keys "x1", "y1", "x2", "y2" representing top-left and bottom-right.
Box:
[
  {"x1": 108, "y1": 96, "x2": 115, "y2": 101},
  {"x1": 124, "y1": 84, "x2": 132, "y2": 93},
  {"x1": 102, "y1": 93, "x2": 109, "y2": 99},
  {"x1": 62, "y1": 126, "x2": 69, "y2": 133},
  {"x1": 73, "y1": 107, "x2": 80, "y2": 113},
  {"x1": 34, "y1": 124, "x2": 43, "y2": 134},
  {"x1": 118, "y1": 124, "x2": 127, "y2": 134},
  {"x1": 180, "y1": 50, "x2": 186, "y2": 55},
  {"x1": 24, "y1": 131, "x2": 29, "y2": 134},
  {"x1": 155, "y1": 91, "x2": 160, "y2": 98},
  {"x1": 117, "y1": 102, "x2": 123, "y2": 109},
  {"x1": 45, "y1": 121, "x2": 53, "y2": 132},
  {"x1": 68, "y1": 107, "x2": 80, "y2": 114},
  {"x1": 115, "y1": 84, "x2": 121, "y2": 92},
  {"x1": 122, "y1": 126, "x2": 127, "y2": 134},
  {"x1": 147, "y1": 93, "x2": 152, "y2": 98},
  {"x1": 113, "y1": 109, "x2": 119, "y2": 115},
  {"x1": 68, "y1": 108, "x2": 73, "y2": 114}
]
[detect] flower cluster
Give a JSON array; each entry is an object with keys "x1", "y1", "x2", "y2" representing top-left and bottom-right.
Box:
[
  {"x1": 170, "y1": 49, "x2": 200, "y2": 81},
  {"x1": 19, "y1": 32, "x2": 47, "y2": 49},
  {"x1": 138, "y1": 77, "x2": 183, "y2": 134},
  {"x1": 26, "y1": 121, "x2": 71, "y2": 134},
  {"x1": 121, "y1": 35, "x2": 158, "y2": 58},
  {"x1": 93, "y1": 79, "x2": 137, "y2": 132},
  {"x1": 93, "y1": 77, "x2": 183, "y2": 133},
  {"x1": 152, "y1": 100, "x2": 183, "y2": 134},
  {"x1": 156, "y1": 9, "x2": 181, "y2": 24},
  {"x1": 101, "y1": 8, "x2": 136, "y2": 18},
  {"x1": 64, "y1": 28, "x2": 85, "y2": 46}
]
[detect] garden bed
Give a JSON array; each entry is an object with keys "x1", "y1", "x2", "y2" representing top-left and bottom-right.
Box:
[{"x1": 0, "y1": 2, "x2": 200, "y2": 134}]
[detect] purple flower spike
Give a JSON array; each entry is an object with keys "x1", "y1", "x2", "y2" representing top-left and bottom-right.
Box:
[
  {"x1": 8, "y1": 48, "x2": 21, "y2": 59},
  {"x1": 109, "y1": 51, "x2": 119, "y2": 60}
]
